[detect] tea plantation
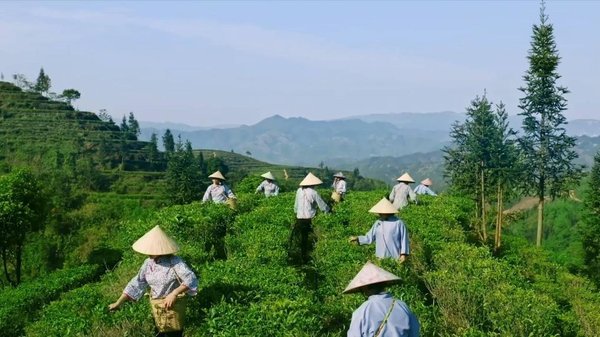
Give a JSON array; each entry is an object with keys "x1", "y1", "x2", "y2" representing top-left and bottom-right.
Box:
[{"x1": 2, "y1": 190, "x2": 599, "y2": 337}]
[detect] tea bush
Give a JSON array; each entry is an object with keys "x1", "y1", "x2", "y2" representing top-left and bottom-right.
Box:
[{"x1": 18, "y1": 191, "x2": 600, "y2": 337}]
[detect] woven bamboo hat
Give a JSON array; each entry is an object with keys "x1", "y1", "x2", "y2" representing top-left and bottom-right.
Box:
[
  {"x1": 208, "y1": 171, "x2": 226, "y2": 180},
  {"x1": 299, "y1": 172, "x2": 323, "y2": 186},
  {"x1": 132, "y1": 225, "x2": 179, "y2": 255},
  {"x1": 396, "y1": 172, "x2": 415, "y2": 183},
  {"x1": 261, "y1": 171, "x2": 276, "y2": 180},
  {"x1": 421, "y1": 178, "x2": 433, "y2": 186},
  {"x1": 343, "y1": 261, "x2": 401, "y2": 294},
  {"x1": 368, "y1": 198, "x2": 398, "y2": 214},
  {"x1": 333, "y1": 172, "x2": 346, "y2": 179}
]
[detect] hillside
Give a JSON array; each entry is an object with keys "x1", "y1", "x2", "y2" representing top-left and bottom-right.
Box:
[{"x1": 0, "y1": 81, "x2": 160, "y2": 173}]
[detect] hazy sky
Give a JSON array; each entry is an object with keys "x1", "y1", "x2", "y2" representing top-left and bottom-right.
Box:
[{"x1": 1, "y1": 1, "x2": 598, "y2": 126}]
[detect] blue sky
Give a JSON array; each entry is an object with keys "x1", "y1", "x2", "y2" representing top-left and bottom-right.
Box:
[{"x1": 1, "y1": 1, "x2": 598, "y2": 126}]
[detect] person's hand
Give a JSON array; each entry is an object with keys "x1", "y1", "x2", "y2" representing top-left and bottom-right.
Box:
[
  {"x1": 108, "y1": 302, "x2": 121, "y2": 312},
  {"x1": 164, "y1": 293, "x2": 178, "y2": 309},
  {"x1": 348, "y1": 236, "x2": 358, "y2": 244},
  {"x1": 399, "y1": 255, "x2": 407, "y2": 263}
]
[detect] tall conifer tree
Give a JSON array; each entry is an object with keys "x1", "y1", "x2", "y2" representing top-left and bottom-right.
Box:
[
  {"x1": 581, "y1": 151, "x2": 600, "y2": 285},
  {"x1": 518, "y1": 4, "x2": 579, "y2": 246}
]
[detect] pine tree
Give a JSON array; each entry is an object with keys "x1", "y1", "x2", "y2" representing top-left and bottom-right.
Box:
[
  {"x1": 581, "y1": 151, "x2": 600, "y2": 286},
  {"x1": 34, "y1": 68, "x2": 51, "y2": 96},
  {"x1": 444, "y1": 94, "x2": 496, "y2": 242},
  {"x1": 165, "y1": 139, "x2": 204, "y2": 204},
  {"x1": 163, "y1": 129, "x2": 175, "y2": 155},
  {"x1": 127, "y1": 112, "x2": 140, "y2": 139},
  {"x1": 444, "y1": 94, "x2": 518, "y2": 245},
  {"x1": 518, "y1": 4, "x2": 579, "y2": 246},
  {"x1": 489, "y1": 102, "x2": 519, "y2": 250},
  {"x1": 147, "y1": 133, "x2": 160, "y2": 170}
]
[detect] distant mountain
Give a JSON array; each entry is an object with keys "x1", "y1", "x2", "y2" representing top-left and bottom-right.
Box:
[
  {"x1": 139, "y1": 112, "x2": 600, "y2": 187},
  {"x1": 348, "y1": 111, "x2": 599, "y2": 137},
  {"x1": 340, "y1": 150, "x2": 446, "y2": 189},
  {"x1": 344, "y1": 111, "x2": 466, "y2": 131},
  {"x1": 141, "y1": 114, "x2": 449, "y2": 167},
  {"x1": 567, "y1": 119, "x2": 600, "y2": 136},
  {"x1": 139, "y1": 121, "x2": 209, "y2": 132}
]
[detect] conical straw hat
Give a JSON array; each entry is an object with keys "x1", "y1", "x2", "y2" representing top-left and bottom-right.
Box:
[
  {"x1": 421, "y1": 178, "x2": 433, "y2": 186},
  {"x1": 396, "y1": 172, "x2": 415, "y2": 183},
  {"x1": 208, "y1": 171, "x2": 226, "y2": 180},
  {"x1": 343, "y1": 261, "x2": 401, "y2": 294},
  {"x1": 368, "y1": 198, "x2": 398, "y2": 214},
  {"x1": 333, "y1": 172, "x2": 346, "y2": 178},
  {"x1": 299, "y1": 172, "x2": 323, "y2": 186},
  {"x1": 132, "y1": 225, "x2": 180, "y2": 255},
  {"x1": 261, "y1": 171, "x2": 276, "y2": 180}
]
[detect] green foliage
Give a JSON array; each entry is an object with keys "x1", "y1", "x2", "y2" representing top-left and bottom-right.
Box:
[
  {"x1": 0, "y1": 169, "x2": 48, "y2": 285},
  {"x1": 162, "y1": 128, "x2": 175, "y2": 154},
  {"x1": 581, "y1": 151, "x2": 600, "y2": 285},
  {"x1": 60, "y1": 88, "x2": 80, "y2": 106},
  {"x1": 507, "y1": 198, "x2": 585, "y2": 271},
  {"x1": 235, "y1": 175, "x2": 264, "y2": 194},
  {"x1": 12, "y1": 191, "x2": 600, "y2": 336},
  {"x1": 518, "y1": 5, "x2": 581, "y2": 245},
  {"x1": 165, "y1": 140, "x2": 205, "y2": 205},
  {"x1": 34, "y1": 68, "x2": 51, "y2": 96},
  {"x1": 0, "y1": 264, "x2": 102, "y2": 336},
  {"x1": 443, "y1": 94, "x2": 518, "y2": 245}
]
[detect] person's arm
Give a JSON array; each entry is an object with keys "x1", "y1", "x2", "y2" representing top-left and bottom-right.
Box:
[
  {"x1": 109, "y1": 293, "x2": 132, "y2": 311},
  {"x1": 399, "y1": 221, "x2": 410, "y2": 262},
  {"x1": 202, "y1": 185, "x2": 212, "y2": 202},
  {"x1": 225, "y1": 185, "x2": 236, "y2": 199},
  {"x1": 357, "y1": 221, "x2": 378, "y2": 245},
  {"x1": 109, "y1": 260, "x2": 149, "y2": 311},
  {"x1": 409, "y1": 186, "x2": 417, "y2": 203},
  {"x1": 409, "y1": 311, "x2": 421, "y2": 337},
  {"x1": 427, "y1": 187, "x2": 437, "y2": 196},
  {"x1": 255, "y1": 181, "x2": 264, "y2": 194},
  {"x1": 314, "y1": 191, "x2": 330, "y2": 213},
  {"x1": 273, "y1": 184, "x2": 279, "y2": 196},
  {"x1": 294, "y1": 189, "x2": 300, "y2": 214},
  {"x1": 163, "y1": 283, "x2": 189, "y2": 309},
  {"x1": 389, "y1": 186, "x2": 396, "y2": 202},
  {"x1": 347, "y1": 305, "x2": 367, "y2": 337},
  {"x1": 164, "y1": 259, "x2": 199, "y2": 309}
]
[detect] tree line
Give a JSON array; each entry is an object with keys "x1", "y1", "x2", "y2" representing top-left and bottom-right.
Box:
[{"x1": 443, "y1": 5, "x2": 581, "y2": 250}]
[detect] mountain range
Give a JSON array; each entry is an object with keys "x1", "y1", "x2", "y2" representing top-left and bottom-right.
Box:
[{"x1": 140, "y1": 112, "x2": 600, "y2": 185}]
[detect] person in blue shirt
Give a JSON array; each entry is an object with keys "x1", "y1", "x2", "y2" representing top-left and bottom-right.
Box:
[
  {"x1": 349, "y1": 198, "x2": 410, "y2": 263},
  {"x1": 413, "y1": 178, "x2": 437, "y2": 196},
  {"x1": 344, "y1": 261, "x2": 420, "y2": 337}
]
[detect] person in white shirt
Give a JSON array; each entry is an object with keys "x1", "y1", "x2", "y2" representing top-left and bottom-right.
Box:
[
  {"x1": 389, "y1": 172, "x2": 417, "y2": 210},
  {"x1": 331, "y1": 172, "x2": 347, "y2": 203},
  {"x1": 414, "y1": 178, "x2": 437, "y2": 196},
  {"x1": 255, "y1": 171, "x2": 280, "y2": 197},
  {"x1": 202, "y1": 171, "x2": 236, "y2": 206},
  {"x1": 289, "y1": 172, "x2": 329, "y2": 265}
]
